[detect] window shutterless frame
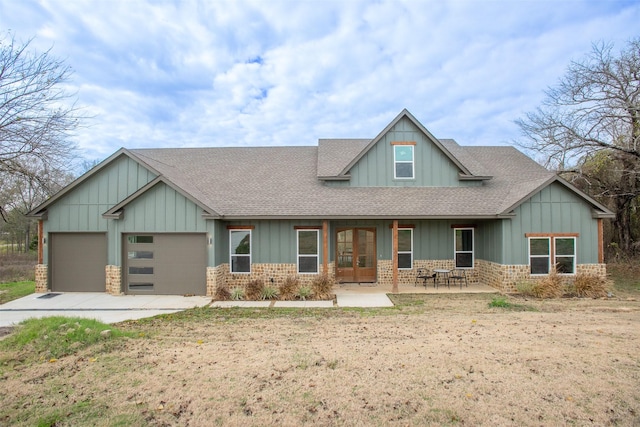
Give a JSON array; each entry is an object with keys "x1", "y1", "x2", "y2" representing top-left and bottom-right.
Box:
[
  {"x1": 393, "y1": 145, "x2": 414, "y2": 179},
  {"x1": 529, "y1": 237, "x2": 551, "y2": 275},
  {"x1": 229, "y1": 229, "x2": 251, "y2": 273},
  {"x1": 555, "y1": 237, "x2": 576, "y2": 275},
  {"x1": 297, "y1": 229, "x2": 319, "y2": 274},
  {"x1": 395, "y1": 228, "x2": 413, "y2": 270},
  {"x1": 454, "y1": 228, "x2": 474, "y2": 268}
]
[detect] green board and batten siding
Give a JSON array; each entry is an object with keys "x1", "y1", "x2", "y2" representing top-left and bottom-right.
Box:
[
  {"x1": 501, "y1": 182, "x2": 599, "y2": 265},
  {"x1": 216, "y1": 220, "x2": 324, "y2": 266},
  {"x1": 347, "y1": 117, "x2": 461, "y2": 187},
  {"x1": 44, "y1": 155, "x2": 157, "y2": 263}
]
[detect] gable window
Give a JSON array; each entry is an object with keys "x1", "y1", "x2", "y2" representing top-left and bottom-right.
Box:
[
  {"x1": 297, "y1": 229, "x2": 319, "y2": 274},
  {"x1": 230, "y1": 229, "x2": 251, "y2": 273},
  {"x1": 528, "y1": 235, "x2": 577, "y2": 275},
  {"x1": 454, "y1": 228, "x2": 474, "y2": 268},
  {"x1": 394, "y1": 145, "x2": 414, "y2": 179},
  {"x1": 397, "y1": 228, "x2": 413, "y2": 269}
]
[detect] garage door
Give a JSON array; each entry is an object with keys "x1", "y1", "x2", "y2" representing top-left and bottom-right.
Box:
[
  {"x1": 49, "y1": 233, "x2": 107, "y2": 292},
  {"x1": 124, "y1": 233, "x2": 206, "y2": 295}
]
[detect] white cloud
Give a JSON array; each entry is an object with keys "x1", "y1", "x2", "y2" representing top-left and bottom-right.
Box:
[{"x1": 0, "y1": 0, "x2": 638, "y2": 166}]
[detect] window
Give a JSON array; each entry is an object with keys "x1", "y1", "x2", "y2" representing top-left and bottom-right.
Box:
[
  {"x1": 396, "y1": 228, "x2": 413, "y2": 269},
  {"x1": 394, "y1": 145, "x2": 414, "y2": 179},
  {"x1": 529, "y1": 237, "x2": 550, "y2": 275},
  {"x1": 230, "y1": 229, "x2": 251, "y2": 273},
  {"x1": 297, "y1": 230, "x2": 319, "y2": 274},
  {"x1": 454, "y1": 228, "x2": 474, "y2": 268},
  {"x1": 528, "y1": 236, "x2": 576, "y2": 275},
  {"x1": 128, "y1": 266, "x2": 153, "y2": 274},
  {"x1": 128, "y1": 251, "x2": 153, "y2": 259},
  {"x1": 127, "y1": 235, "x2": 153, "y2": 244},
  {"x1": 555, "y1": 237, "x2": 576, "y2": 274}
]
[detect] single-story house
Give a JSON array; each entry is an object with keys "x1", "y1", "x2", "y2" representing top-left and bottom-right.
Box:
[{"x1": 28, "y1": 109, "x2": 614, "y2": 295}]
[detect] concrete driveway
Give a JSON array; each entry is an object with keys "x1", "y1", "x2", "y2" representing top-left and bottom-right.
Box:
[
  {"x1": 0, "y1": 292, "x2": 212, "y2": 327},
  {"x1": 0, "y1": 290, "x2": 397, "y2": 326}
]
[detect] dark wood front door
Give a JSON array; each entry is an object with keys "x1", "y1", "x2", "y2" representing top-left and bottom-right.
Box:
[{"x1": 336, "y1": 228, "x2": 376, "y2": 283}]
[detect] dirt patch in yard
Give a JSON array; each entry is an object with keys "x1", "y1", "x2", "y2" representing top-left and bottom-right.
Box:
[{"x1": 1, "y1": 294, "x2": 640, "y2": 426}]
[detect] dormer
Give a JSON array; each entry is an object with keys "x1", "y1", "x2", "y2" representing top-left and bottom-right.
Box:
[{"x1": 317, "y1": 109, "x2": 492, "y2": 187}]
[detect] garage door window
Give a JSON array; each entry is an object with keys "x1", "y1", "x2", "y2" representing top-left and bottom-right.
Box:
[
  {"x1": 128, "y1": 251, "x2": 153, "y2": 259},
  {"x1": 127, "y1": 235, "x2": 153, "y2": 244},
  {"x1": 230, "y1": 229, "x2": 251, "y2": 273}
]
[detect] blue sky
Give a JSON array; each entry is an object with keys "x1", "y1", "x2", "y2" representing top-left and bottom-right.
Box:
[{"x1": 1, "y1": 0, "x2": 639, "y2": 165}]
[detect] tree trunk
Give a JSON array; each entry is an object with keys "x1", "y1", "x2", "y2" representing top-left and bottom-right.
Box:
[{"x1": 614, "y1": 196, "x2": 633, "y2": 254}]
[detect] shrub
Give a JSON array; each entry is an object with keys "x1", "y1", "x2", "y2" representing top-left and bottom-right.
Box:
[
  {"x1": 279, "y1": 276, "x2": 300, "y2": 300},
  {"x1": 311, "y1": 273, "x2": 335, "y2": 300},
  {"x1": 516, "y1": 271, "x2": 563, "y2": 299},
  {"x1": 295, "y1": 285, "x2": 313, "y2": 301},
  {"x1": 230, "y1": 287, "x2": 245, "y2": 301},
  {"x1": 214, "y1": 283, "x2": 231, "y2": 301},
  {"x1": 245, "y1": 279, "x2": 264, "y2": 300},
  {"x1": 515, "y1": 281, "x2": 535, "y2": 296},
  {"x1": 260, "y1": 286, "x2": 279, "y2": 300},
  {"x1": 570, "y1": 273, "x2": 609, "y2": 298},
  {"x1": 531, "y1": 270, "x2": 564, "y2": 298}
]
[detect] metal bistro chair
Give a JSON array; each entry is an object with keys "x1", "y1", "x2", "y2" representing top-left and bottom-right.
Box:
[
  {"x1": 449, "y1": 268, "x2": 468, "y2": 289},
  {"x1": 415, "y1": 268, "x2": 436, "y2": 288}
]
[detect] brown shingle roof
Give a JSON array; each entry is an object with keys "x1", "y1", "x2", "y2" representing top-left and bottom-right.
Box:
[{"x1": 127, "y1": 143, "x2": 561, "y2": 219}]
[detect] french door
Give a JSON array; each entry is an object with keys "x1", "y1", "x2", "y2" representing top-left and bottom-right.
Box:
[{"x1": 335, "y1": 228, "x2": 376, "y2": 283}]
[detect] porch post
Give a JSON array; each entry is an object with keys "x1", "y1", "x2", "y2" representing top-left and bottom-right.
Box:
[
  {"x1": 322, "y1": 220, "x2": 329, "y2": 275},
  {"x1": 597, "y1": 218, "x2": 604, "y2": 263},
  {"x1": 37, "y1": 219, "x2": 44, "y2": 264},
  {"x1": 392, "y1": 219, "x2": 398, "y2": 293}
]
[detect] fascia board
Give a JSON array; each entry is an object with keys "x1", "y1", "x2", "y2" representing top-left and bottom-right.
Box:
[
  {"x1": 26, "y1": 148, "x2": 142, "y2": 217},
  {"x1": 499, "y1": 175, "x2": 616, "y2": 217}
]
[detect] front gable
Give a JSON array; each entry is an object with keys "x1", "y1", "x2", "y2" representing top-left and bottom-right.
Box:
[
  {"x1": 321, "y1": 109, "x2": 485, "y2": 187},
  {"x1": 40, "y1": 153, "x2": 157, "y2": 232}
]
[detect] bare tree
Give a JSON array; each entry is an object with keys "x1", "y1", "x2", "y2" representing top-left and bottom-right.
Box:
[
  {"x1": 0, "y1": 33, "x2": 79, "y2": 221},
  {"x1": 516, "y1": 38, "x2": 640, "y2": 255}
]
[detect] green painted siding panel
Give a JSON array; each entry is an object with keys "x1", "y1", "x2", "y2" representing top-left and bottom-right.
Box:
[
  {"x1": 503, "y1": 182, "x2": 599, "y2": 264},
  {"x1": 118, "y1": 183, "x2": 207, "y2": 233},
  {"x1": 218, "y1": 220, "x2": 323, "y2": 265},
  {"x1": 347, "y1": 117, "x2": 462, "y2": 187},
  {"x1": 45, "y1": 156, "x2": 156, "y2": 233}
]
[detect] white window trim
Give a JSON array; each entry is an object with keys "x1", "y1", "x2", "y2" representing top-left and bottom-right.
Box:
[
  {"x1": 394, "y1": 145, "x2": 414, "y2": 180},
  {"x1": 528, "y1": 237, "x2": 551, "y2": 276},
  {"x1": 297, "y1": 229, "x2": 319, "y2": 274},
  {"x1": 229, "y1": 229, "x2": 251, "y2": 274},
  {"x1": 555, "y1": 237, "x2": 577, "y2": 275},
  {"x1": 454, "y1": 228, "x2": 474, "y2": 269},
  {"x1": 528, "y1": 236, "x2": 577, "y2": 276},
  {"x1": 395, "y1": 228, "x2": 413, "y2": 270}
]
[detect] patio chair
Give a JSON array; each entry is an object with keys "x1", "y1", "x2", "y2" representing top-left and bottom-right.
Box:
[
  {"x1": 415, "y1": 268, "x2": 436, "y2": 288},
  {"x1": 449, "y1": 268, "x2": 468, "y2": 289}
]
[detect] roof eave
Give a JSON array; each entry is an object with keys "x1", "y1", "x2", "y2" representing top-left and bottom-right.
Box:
[
  {"x1": 27, "y1": 148, "x2": 145, "y2": 217},
  {"x1": 458, "y1": 174, "x2": 493, "y2": 181},
  {"x1": 317, "y1": 175, "x2": 351, "y2": 181}
]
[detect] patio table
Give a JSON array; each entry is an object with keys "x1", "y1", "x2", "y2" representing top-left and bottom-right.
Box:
[{"x1": 433, "y1": 269, "x2": 451, "y2": 288}]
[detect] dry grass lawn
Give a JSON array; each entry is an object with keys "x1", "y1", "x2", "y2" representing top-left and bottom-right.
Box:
[{"x1": 1, "y1": 293, "x2": 640, "y2": 426}]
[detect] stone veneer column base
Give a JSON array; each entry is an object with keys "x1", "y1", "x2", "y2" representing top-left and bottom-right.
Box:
[
  {"x1": 105, "y1": 265, "x2": 122, "y2": 295},
  {"x1": 35, "y1": 264, "x2": 48, "y2": 293},
  {"x1": 210, "y1": 263, "x2": 335, "y2": 295}
]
